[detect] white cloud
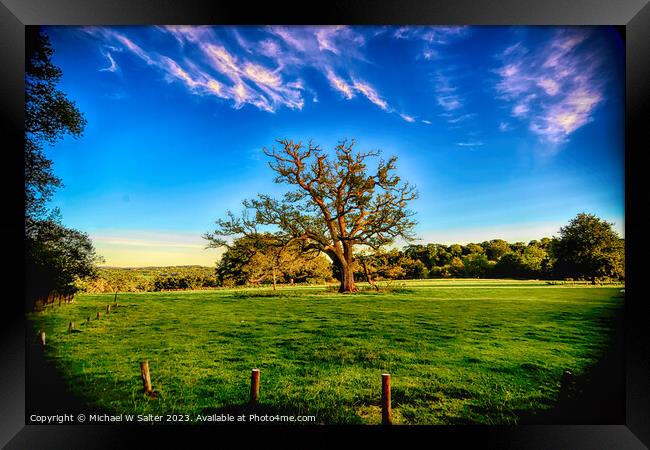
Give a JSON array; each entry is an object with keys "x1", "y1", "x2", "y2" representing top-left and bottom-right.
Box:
[
  {"x1": 99, "y1": 51, "x2": 118, "y2": 72},
  {"x1": 495, "y1": 28, "x2": 605, "y2": 145}
]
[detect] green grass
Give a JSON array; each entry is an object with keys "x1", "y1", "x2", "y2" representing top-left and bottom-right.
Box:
[{"x1": 27, "y1": 279, "x2": 624, "y2": 424}]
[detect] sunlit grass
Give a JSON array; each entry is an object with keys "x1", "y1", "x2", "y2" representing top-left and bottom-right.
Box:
[{"x1": 28, "y1": 280, "x2": 623, "y2": 424}]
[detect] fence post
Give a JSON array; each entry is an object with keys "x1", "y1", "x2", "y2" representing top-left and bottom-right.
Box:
[
  {"x1": 382, "y1": 373, "x2": 392, "y2": 425},
  {"x1": 250, "y1": 368, "x2": 260, "y2": 404},
  {"x1": 38, "y1": 331, "x2": 46, "y2": 347},
  {"x1": 106, "y1": 304, "x2": 111, "y2": 314},
  {"x1": 559, "y1": 369, "x2": 575, "y2": 402},
  {"x1": 96, "y1": 311, "x2": 101, "y2": 319},
  {"x1": 68, "y1": 321, "x2": 74, "y2": 333},
  {"x1": 140, "y1": 361, "x2": 153, "y2": 394}
]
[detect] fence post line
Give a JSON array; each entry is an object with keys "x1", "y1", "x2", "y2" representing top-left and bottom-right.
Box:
[
  {"x1": 382, "y1": 373, "x2": 392, "y2": 425},
  {"x1": 140, "y1": 360, "x2": 153, "y2": 394},
  {"x1": 250, "y1": 368, "x2": 260, "y2": 404}
]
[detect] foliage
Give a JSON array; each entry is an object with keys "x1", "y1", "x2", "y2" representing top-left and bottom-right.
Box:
[
  {"x1": 24, "y1": 29, "x2": 100, "y2": 306},
  {"x1": 205, "y1": 139, "x2": 418, "y2": 292},
  {"x1": 78, "y1": 266, "x2": 219, "y2": 293},
  {"x1": 215, "y1": 233, "x2": 333, "y2": 288},
  {"x1": 462, "y1": 253, "x2": 491, "y2": 278},
  {"x1": 552, "y1": 213, "x2": 625, "y2": 283},
  {"x1": 26, "y1": 211, "x2": 102, "y2": 302},
  {"x1": 25, "y1": 29, "x2": 87, "y2": 219}
]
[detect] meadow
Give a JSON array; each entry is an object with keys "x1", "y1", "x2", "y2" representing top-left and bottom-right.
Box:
[{"x1": 27, "y1": 279, "x2": 624, "y2": 425}]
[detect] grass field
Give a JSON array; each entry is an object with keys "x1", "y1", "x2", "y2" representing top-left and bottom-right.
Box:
[{"x1": 27, "y1": 279, "x2": 624, "y2": 425}]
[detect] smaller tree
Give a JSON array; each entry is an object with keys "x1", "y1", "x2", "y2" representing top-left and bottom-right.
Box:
[
  {"x1": 552, "y1": 213, "x2": 625, "y2": 283},
  {"x1": 212, "y1": 233, "x2": 332, "y2": 289}
]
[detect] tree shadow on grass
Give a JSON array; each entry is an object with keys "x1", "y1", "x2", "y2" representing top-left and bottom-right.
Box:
[
  {"x1": 25, "y1": 321, "x2": 96, "y2": 420},
  {"x1": 517, "y1": 305, "x2": 625, "y2": 425}
]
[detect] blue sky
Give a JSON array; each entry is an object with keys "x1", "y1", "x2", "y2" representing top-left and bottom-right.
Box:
[{"x1": 42, "y1": 25, "x2": 624, "y2": 267}]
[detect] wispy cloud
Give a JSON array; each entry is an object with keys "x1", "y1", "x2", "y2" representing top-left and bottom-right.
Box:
[
  {"x1": 352, "y1": 78, "x2": 389, "y2": 111},
  {"x1": 325, "y1": 68, "x2": 355, "y2": 99},
  {"x1": 495, "y1": 28, "x2": 605, "y2": 145},
  {"x1": 84, "y1": 26, "x2": 423, "y2": 122},
  {"x1": 431, "y1": 69, "x2": 480, "y2": 135},
  {"x1": 456, "y1": 141, "x2": 484, "y2": 148},
  {"x1": 391, "y1": 26, "x2": 470, "y2": 60},
  {"x1": 99, "y1": 50, "x2": 119, "y2": 72}
]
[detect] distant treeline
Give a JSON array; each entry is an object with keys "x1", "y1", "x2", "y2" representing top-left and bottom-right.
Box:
[{"x1": 77, "y1": 266, "x2": 219, "y2": 293}]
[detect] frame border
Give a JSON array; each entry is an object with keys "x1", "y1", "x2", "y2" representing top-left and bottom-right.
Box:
[{"x1": 1, "y1": 0, "x2": 647, "y2": 447}]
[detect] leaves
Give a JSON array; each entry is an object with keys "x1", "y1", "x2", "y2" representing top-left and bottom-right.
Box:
[{"x1": 25, "y1": 29, "x2": 87, "y2": 219}]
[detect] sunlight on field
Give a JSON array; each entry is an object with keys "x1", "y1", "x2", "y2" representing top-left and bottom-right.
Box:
[{"x1": 28, "y1": 279, "x2": 624, "y2": 425}]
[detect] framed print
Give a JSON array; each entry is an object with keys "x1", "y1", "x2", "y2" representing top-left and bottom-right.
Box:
[{"x1": 1, "y1": 0, "x2": 648, "y2": 448}]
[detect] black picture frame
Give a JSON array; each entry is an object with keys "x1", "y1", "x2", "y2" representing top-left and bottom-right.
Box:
[{"x1": 1, "y1": 0, "x2": 647, "y2": 448}]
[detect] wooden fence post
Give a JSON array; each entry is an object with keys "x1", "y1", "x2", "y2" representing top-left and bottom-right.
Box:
[
  {"x1": 114, "y1": 291, "x2": 118, "y2": 306},
  {"x1": 106, "y1": 304, "x2": 111, "y2": 314},
  {"x1": 140, "y1": 361, "x2": 153, "y2": 394},
  {"x1": 38, "y1": 331, "x2": 46, "y2": 347},
  {"x1": 68, "y1": 321, "x2": 74, "y2": 333},
  {"x1": 96, "y1": 311, "x2": 101, "y2": 319},
  {"x1": 382, "y1": 373, "x2": 392, "y2": 425},
  {"x1": 250, "y1": 368, "x2": 260, "y2": 404}
]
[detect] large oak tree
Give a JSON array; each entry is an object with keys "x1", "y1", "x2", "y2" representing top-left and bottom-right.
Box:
[{"x1": 205, "y1": 139, "x2": 418, "y2": 292}]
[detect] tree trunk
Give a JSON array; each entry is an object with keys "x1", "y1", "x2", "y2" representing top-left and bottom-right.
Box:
[
  {"x1": 362, "y1": 260, "x2": 379, "y2": 291},
  {"x1": 339, "y1": 263, "x2": 357, "y2": 293}
]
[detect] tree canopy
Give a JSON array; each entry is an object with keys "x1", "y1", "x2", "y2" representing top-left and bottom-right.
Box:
[
  {"x1": 26, "y1": 211, "x2": 102, "y2": 303},
  {"x1": 552, "y1": 213, "x2": 625, "y2": 283},
  {"x1": 25, "y1": 29, "x2": 87, "y2": 221},
  {"x1": 205, "y1": 139, "x2": 418, "y2": 292},
  {"x1": 215, "y1": 233, "x2": 332, "y2": 288}
]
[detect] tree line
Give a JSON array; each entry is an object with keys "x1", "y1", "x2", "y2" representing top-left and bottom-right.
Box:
[
  {"x1": 76, "y1": 266, "x2": 220, "y2": 293},
  {"x1": 79, "y1": 210, "x2": 624, "y2": 294},
  {"x1": 356, "y1": 216, "x2": 624, "y2": 283},
  {"x1": 208, "y1": 212, "x2": 624, "y2": 289}
]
